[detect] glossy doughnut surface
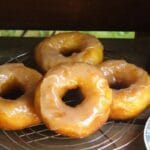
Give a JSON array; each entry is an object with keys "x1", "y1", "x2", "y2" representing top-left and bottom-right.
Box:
[
  {"x1": 35, "y1": 63, "x2": 112, "y2": 138},
  {"x1": 99, "y1": 60, "x2": 150, "y2": 119},
  {"x1": 0, "y1": 63, "x2": 42, "y2": 130},
  {"x1": 35, "y1": 32, "x2": 103, "y2": 71}
]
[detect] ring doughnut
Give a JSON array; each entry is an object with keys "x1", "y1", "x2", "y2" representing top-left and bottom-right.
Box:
[
  {"x1": 99, "y1": 60, "x2": 150, "y2": 119},
  {"x1": 0, "y1": 63, "x2": 42, "y2": 130},
  {"x1": 35, "y1": 63, "x2": 112, "y2": 138},
  {"x1": 35, "y1": 32, "x2": 103, "y2": 71}
]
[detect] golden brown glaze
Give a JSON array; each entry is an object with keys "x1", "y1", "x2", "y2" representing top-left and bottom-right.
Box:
[
  {"x1": 0, "y1": 63, "x2": 42, "y2": 130},
  {"x1": 35, "y1": 63, "x2": 112, "y2": 138},
  {"x1": 35, "y1": 32, "x2": 103, "y2": 71},
  {"x1": 99, "y1": 60, "x2": 150, "y2": 119}
]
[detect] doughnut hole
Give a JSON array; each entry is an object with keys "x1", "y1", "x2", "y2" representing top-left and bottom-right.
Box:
[
  {"x1": 109, "y1": 76, "x2": 137, "y2": 90},
  {"x1": 61, "y1": 49, "x2": 81, "y2": 57},
  {"x1": 0, "y1": 78, "x2": 25, "y2": 100},
  {"x1": 106, "y1": 69, "x2": 139, "y2": 90},
  {"x1": 109, "y1": 81, "x2": 131, "y2": 90},
  {"x1": 109, "y1": 83, "x2": 130, "y2": 90},
  {"x1": 62, "y1": 87, "x2": 84, "y2": 107}
]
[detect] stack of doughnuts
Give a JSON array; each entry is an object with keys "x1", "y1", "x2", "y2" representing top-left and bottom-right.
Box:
[{"x1": 0, "y1": 32, "x2": 149, "y2": 138}]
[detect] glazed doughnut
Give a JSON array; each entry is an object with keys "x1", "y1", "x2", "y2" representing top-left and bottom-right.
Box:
[
  {"x1": 99, "y1": 60, "x2": 150, "y2": 119},
  {"x1": 35, "y1": 63, "x2": 112, "y2": 138},
  {"x1": 35, "y1": 32, "x2": 103, "y2": 71},
  {"x1": 0, "y1": 63, "x2": 42, "y2": 130}
]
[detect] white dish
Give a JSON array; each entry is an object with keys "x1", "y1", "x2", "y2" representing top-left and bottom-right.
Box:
[{"x1": 144, "y1": 117, "x2": 150, "y2": 150}]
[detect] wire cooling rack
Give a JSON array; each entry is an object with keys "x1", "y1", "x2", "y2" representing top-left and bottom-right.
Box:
[
  {"x1": 0, "y1": 35, "x2": 149, "y2": 150},
  {"x1": 0, "y1": 114, "x2": 147, "y2": 150}
]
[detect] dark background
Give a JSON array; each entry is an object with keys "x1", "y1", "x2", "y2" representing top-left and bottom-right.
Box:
[{"x1": 0, "y1": 0, "x2": 150, "y2": 31}]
